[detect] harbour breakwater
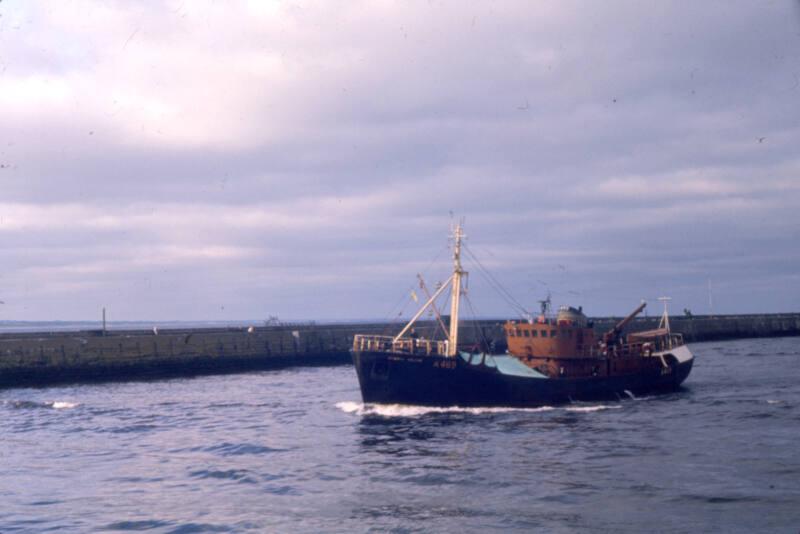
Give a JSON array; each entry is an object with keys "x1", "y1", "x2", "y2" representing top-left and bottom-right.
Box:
[{"x1": 1, "y1": 313, "x2": 798, "y2": 389}]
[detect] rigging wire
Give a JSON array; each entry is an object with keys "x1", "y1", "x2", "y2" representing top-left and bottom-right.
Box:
[
  {"x1": 420, "y1": 243, "x2": 451, "y2": 279},
  {"x1": 462, "y1": 243, "x2": 531, "y2": 319},
  {"x1": 437, "y1": 284, "x2": 454, "y2": 340},
  {"x1": 463, "y1": 292, "x2": 490, "y2": 350},
  {"x1": 380, "y1": 243, "x2": 451, "y2": 336},
  {"x1": 381, "y1": 282, "x2": 419, "y2": 336},
  {"x1": 419, "y1": 277, "x2": 450, "y2": 340},
  {"x1": 384, "y1": 285, "x2": 415, "y2": 322}
]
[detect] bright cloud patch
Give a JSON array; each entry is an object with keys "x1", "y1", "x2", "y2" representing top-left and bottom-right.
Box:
[{"x1": 0, "y1": 1, "x2": 798, "y2": 320}]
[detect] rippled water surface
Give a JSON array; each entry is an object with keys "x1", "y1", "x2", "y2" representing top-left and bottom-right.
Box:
[{"x1": 1, "y1": 338, "x2": 799, "y2": 533}]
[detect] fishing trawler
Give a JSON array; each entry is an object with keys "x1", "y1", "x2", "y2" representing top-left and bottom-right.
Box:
[{"x1": 351, "y1": 223, "x2": 694, "y2": 407}]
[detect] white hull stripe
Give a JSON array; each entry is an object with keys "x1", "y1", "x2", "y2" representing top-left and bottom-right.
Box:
[{"x1": 654, "y1": 344, "x2": 694, "y2": 363}]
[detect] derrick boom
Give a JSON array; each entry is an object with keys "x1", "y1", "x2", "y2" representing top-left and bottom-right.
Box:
[{"x1": 603, "y1": 302, "x2": 647, "y2": 344}]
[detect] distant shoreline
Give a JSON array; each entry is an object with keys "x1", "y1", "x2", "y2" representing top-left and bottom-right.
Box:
[{"x1": 2, "y1": 312, "x2": 799, "y2": 334}]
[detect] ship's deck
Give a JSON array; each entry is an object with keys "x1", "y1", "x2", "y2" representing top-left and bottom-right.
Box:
[{"x1": 459, "y1": 352, "x2": 548, "y2": 378}]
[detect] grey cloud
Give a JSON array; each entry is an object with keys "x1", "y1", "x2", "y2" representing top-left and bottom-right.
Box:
[{"x1": 1, "y1": 1, "x2": 799, "y2": 321}]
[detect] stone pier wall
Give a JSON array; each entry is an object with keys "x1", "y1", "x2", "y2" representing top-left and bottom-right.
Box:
[{"x1": 1, "y1": 313, "x2": 798, "y2": 388}]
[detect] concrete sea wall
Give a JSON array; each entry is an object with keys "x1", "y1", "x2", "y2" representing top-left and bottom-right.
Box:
[
  {"x1": 592, "y1": 313, "x2": 800, "y2": 342},
  {"x1": 1, "y1": 314, "x2": 798, "y2": 389}
]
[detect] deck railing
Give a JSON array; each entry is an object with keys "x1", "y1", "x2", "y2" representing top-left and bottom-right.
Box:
[
  {"x1": 353, "y1": 335, "x2": 449, "y2": 356},
  {"x1": 603, "y1": 333, "x2": 686, "y2": 358}
]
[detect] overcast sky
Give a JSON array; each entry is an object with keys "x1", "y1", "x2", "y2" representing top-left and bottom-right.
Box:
[{"x1": 1, "y1": 1, "x2": 799, "y2": 322}]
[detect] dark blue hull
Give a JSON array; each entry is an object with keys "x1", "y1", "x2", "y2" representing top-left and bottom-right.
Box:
[{"x1": 351, "y1": 351, "x2": 693, "y2": 407}]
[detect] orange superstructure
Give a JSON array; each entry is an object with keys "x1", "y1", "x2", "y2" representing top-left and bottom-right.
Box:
[
  {"x1": 505, "y1": 306, "x2": 604, "y2": 377},
  {"x1": 506, "y1": 306, "x2": 595, "y2": 360},
  {"x1": 503, "y1": 302, "x2": 683, "y2": 379}
]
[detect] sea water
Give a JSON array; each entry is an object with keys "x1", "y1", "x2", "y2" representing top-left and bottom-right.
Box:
[{"x1": 1, "y1": 337, "x2": 798, "y2": 532}]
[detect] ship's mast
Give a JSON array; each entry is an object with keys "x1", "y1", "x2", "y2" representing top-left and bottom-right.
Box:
[
  {"x1": 392, "y1": 222, "x2": 467, "y2": 355},
  {"x1": 657, "y1": 296, "x2": 672, "y2": 333},
  {"x1": 657, "y1": 296, "x2": 673, "y2": 349},
  {"x1": 447, "y1": 223, "x2": 466, "y2": 357}
]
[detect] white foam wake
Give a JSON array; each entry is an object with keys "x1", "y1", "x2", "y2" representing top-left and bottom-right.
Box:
[
  {"x1": 336, "y1": 401, "x2": 620, "y2": 417},
  {"x1": 1, "y1": 400, "x2": 80, "y2": 410},
  {"x1": 336, "y1": 401, "x2": 556, "y2": 417},
  {"x1": 565, "y1": 405, "x2": 621, "y2": 412},
  {"x1": 51, "y1": 401, "x2": 79, "y2": 409}
]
